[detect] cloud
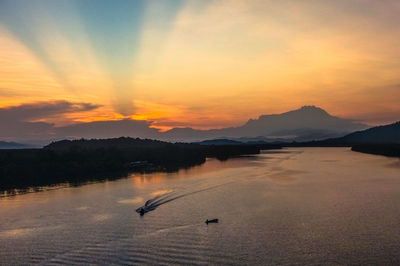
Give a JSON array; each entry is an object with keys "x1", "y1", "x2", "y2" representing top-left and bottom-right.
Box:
[
  {"x1": 0, "y1": 100, "x2": 164, "y2": 144},
  {"x1": 0, "y1": 100, "x2": 100, "y2": 143},
  {"x1": 0, "y1": 100, "x2": 100, "y2": 122},
  {"x1": 56, "y1": 119, "x2": 160, "y2": 140}
]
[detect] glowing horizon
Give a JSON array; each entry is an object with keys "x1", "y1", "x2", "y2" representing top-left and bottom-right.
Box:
[{"x1": 1, "y1": 0, "x2": 400, "y2": 131}]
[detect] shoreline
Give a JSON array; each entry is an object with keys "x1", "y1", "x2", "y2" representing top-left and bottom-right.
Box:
[{"x1": 0, "y1": 137, "x2": 271, "y2": 193}]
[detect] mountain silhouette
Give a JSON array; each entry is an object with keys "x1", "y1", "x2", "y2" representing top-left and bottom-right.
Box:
[
  {"x1": 0, "y1": 105, "x2": 369, "y2": 145},
  {"x1": 313, "y1": 121, "x2": 400, "y2": 158},
  {"x1": 194, "y1": 139, "x2": 244, "y2": 145},
  {"x1": 319, "y1": 121, "x2": 400, "y2": 145},
  {"x1": 0, "y1": 141, "x2": 32, "y2": 149},
  {"x1": 162, "y1": 106, "x2": 367, "y2": 142}
]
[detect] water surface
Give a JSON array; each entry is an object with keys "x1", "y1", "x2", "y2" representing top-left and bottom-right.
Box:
[{"x1": 1, "y1": 148, "x2": 400, "y2": 265}]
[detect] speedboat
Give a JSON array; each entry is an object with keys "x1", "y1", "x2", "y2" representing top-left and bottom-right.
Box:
[
  {"x1": 137, "y1": 207, "x2": 145, "y2": 216},
  {"x1": 205, "y1": 218, "x2": 218, "y2": 224}
]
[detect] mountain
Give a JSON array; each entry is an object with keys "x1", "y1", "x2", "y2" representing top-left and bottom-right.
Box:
[
  {"x1": 194, "y1": 139, "x2": 244, "y2": 145},
  {"x1": 1, "y1": 105, "x2": 369, "y2": 145},
  {"x1": 161, "y1": 106, "x2": 367, "y2": 142},
  {"x1": 0, "y1": 141, "x2": 32, "y2": 149},
  {"x1": 331, "y1": 122, "x2": 400, "y2": 158}
]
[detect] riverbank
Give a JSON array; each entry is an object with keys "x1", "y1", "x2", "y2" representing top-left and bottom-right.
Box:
[
  {"x1": 0, "y1": 137, "x2": 274, "y2": 192},
  {"x1": 351, "y1": 143, "x2": 400, "y2": 158}
]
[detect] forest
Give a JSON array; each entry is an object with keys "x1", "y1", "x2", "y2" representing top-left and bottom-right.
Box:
[{"x1": 0, "y1": 137, "x2": 271, "y2": 192}]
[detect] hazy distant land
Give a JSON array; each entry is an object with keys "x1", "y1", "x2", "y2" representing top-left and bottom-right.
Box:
[
  {"x1": 0, "y1": 109, "x2": 399, "y2": 193},
  {"x1": 0, "y1": 106, "x2": 368, "y2": 147}
]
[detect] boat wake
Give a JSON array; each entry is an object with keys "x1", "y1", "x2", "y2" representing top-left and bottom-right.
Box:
[{"x1": 136, "y1": 182, "x2": 231, "y2": 215}]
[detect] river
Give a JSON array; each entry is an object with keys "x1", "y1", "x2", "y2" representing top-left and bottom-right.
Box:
[{"x1": 1, "y1": 148, "x2": 400, "y2": 265}]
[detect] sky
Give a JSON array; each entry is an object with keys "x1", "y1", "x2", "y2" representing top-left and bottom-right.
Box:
[{"x1": 1, "y1": 0, "x2": 400, "y2": 133}]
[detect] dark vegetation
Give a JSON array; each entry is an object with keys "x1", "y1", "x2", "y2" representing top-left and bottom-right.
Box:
[
  {"x1": 285, "y1": 121, "x2": 400, "y2": 147},
  {"x1": 283, "y1": 121, "x2": 400, "y2": 159},
  {"x1": 0, "y1": 137, "x2": 265, "y2": 192},
  {"x1": 284, "y1": 122, "x2": 400, "y2": 160},
  {"x1": 336, "y1": 121, "x2": 400, "y2": 144},
  {"x1": 351, "y1": 143, "x2": 400, "y2": 158},
  {"x1": 1, "y1": 120, "x2": 398, "y2": 193}
]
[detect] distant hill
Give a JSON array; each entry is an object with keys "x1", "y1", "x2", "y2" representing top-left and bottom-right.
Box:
[
  {"x1": 344, "y1": 122, "x2": 400, "y2": 158},
  {"x1": 351, "y1": 143, "x2": 400, "y2": 158},
  {"x1": 45, "y1": 137, "x2": 169, "y2": 150},
  {"x1": 162, "y1": 106, "x2": 367, "y2": 142},
  {"x1": 194, "y1": 139, "x2": 244, "y2": 145},
  {"x1": 314, "y1": 121, "x2": 400, "y2": 145},
  {"x1": 338, "y1": 121, "x2": 400, "y2": 144},
  {"x1": 290, "y1": 121, "x2": 400, "y2": 147},
  {"x1": 0, "y1": 141, "x2": 32, "y2": 149}
]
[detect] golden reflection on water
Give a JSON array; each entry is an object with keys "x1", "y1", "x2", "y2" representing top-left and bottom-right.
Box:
[
  {"x1": 92, "y1": 214, "x2": 112, "y2": 222},
  {"x1": 150, "y1": 190, "x2": 173, "y2": 196},
  {"x1": 117, "y1": 197, "x2": 144, "y2": 204},
  {"x1": 131, "y1": 156, "x2": 261, "y2": 187},
  {"x1": 0, "y1": 225, "x2": 63, "y2": 239},
  {"x1": 131, "y1": 173, "x2": 172, "y2": 186},
  {"x1": 0, "y1": 228, "x2": 36, "y2": 238},
  {"x1": 0, "y1": 183, "x2": 70, "y2": 198}
]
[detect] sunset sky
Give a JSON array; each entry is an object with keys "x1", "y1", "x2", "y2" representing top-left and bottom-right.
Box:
[{"x1": 1, "y1": 0, "x2": 400, "y2": 132}]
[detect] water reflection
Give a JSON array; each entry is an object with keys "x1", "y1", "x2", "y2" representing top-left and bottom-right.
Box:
[
  {"x1": 268, "y1": 169, "x2": 305, "y2": 184},
  {"x1": 0, "y1": 155, "x2": 262, "y2": 199},
  {"x1": 2, "y1": 148, "x2": 400, "y2": 265},
  {"x1": 92, "y1": 214, "x2": 112, "y2": 222},
  {"x1": 151, "y1": 190, "x2": 173, "y2": 196},
  {"x1": 0, "y1": 225, "x2": 63, "y2": 239},
  {"x1": 385, "y1": 159, "x2": 400, "y2": 168},
  {"x1": 117, "y1": 197, "x2": 144, "y2": 205}
]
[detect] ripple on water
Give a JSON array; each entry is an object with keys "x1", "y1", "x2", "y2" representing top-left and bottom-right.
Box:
[{"x1": 3, "y1": 148, "x2": 400, "y2": 265}]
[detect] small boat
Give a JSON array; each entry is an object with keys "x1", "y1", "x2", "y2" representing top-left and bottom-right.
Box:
[
  {"x1": 138, "y1": 207, "x2": 145, "y2": 216},
  {"x1": 205, "y1": 218, "x2": 218, "y2": 224}
]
